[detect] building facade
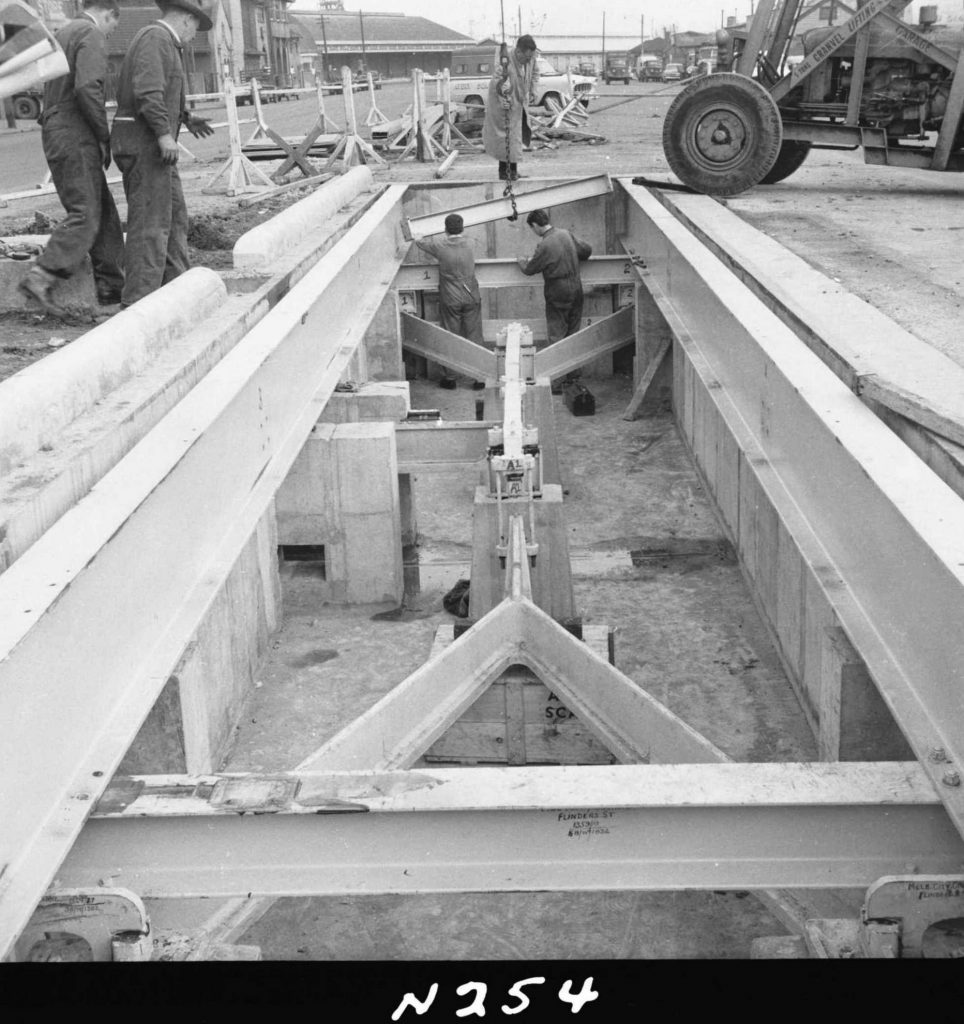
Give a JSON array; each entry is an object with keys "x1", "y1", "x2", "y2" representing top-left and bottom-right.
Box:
[{"x1": 289, "y1": 7, "x2": 473, "y2": 80}]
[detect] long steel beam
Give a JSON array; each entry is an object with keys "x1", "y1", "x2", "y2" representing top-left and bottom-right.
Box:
[
  {"x1": 395, "y1": 255, "x2": 636, "y2": 291},
  {"x1": 649, "y1": 187, "x2": 964, "y2": 449},
  {"x1": 402, "y1": 175, "x2": 613, "y2": 239},
  {"x1": 619, "y1": 181, "x2": 964, "y2": 840},
  {"x1": 0, "y1": 186, "x2": 411, "y2": 961},
  {"x1": 58, "y1": 763, "x2": 962, "y2": 896},
  {"x1": 534, "y1": 307, "x2": 634, "y2": 380},
  {"x1": 400, "y1": 312, "x2": 493, "y2": 379}
]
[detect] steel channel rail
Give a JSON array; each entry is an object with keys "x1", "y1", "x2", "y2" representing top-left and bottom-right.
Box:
[
  {"x1": 620, "y1": 180, "x2": 964, "y2": 839},
  {"x1": 0, "y1": 186, "x2": 411, "y2": 960}
]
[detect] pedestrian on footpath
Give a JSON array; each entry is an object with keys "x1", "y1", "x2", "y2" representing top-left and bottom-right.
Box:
[
  {"x1": 109, "y1": 0, "x2": 214, "y2": 308},
  {"x1": 414, "y1": 213, "x2": 484, "y2": 344},
  {"x1": 18, "y1": 0, "x2": 125, "y2": 316},
  {"x1": 517, "y1": 208, "x2": 592, "y2": 344},
  {"x1": 483, "y1": 34, "x2": 539, "y2": 182}
]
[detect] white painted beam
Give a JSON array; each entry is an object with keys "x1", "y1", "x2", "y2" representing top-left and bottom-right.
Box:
[
  {"x1": 297, "y1": 600, "x2": 525, "y2": 771},
  {"x1": 621, "y1": 180, "x2": 964, "y2": 840},
  {"x1": 0, "y1": 186, "x2": 410, "y2": 961},
  {"x1": 402, "y1": 175, "x2": 613, "y2": 240},
  {"x1": 534, "y1": 307, "x2": 634, "y2": 380},
  {"x1": 400, "y1": 312, "x2": 493, "y2": 380},
  {"x1": 395, "y1": 255, "x2": 636, "y2": 291},
  {"x1": 56, "y1": 763, "x2": 961, "y2": 897},
  {"x1": 646, "y1": 186, "x2": 964, "y2": 449},
  {"x1": 395, "y1": 422, "x2": 494, "y2": 470}
]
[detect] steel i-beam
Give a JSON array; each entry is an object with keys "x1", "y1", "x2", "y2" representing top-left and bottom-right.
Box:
[{"x1": 57, "y1": 763, "x2": 964, "y2": 898}]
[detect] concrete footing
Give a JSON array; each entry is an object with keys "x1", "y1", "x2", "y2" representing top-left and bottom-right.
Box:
[{"x1": 275, "y1": 420, "x2": 404, "y2": 605}]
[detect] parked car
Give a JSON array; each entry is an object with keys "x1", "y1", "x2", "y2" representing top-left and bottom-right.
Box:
[
  {"x1": 662, "y1": 63, "x2": 683, "y2": 82},
  {"x1": 449, "y1": 55, "x2": 595, "y2": 116},
  {"x1": 576, "y1": 61, "x2": 597, "y2": 76}
]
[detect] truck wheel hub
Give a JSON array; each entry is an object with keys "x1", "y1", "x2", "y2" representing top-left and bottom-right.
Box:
[{"x1": 695, "y1": 111, "x2": 747, "y2": 162}]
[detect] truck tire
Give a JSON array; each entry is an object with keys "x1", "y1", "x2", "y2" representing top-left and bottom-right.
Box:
[
  {"x1": 13, "y1": 94, "x2": 41, "y2": 120},
  {"x1": 759, "y1": 140, "x2": 811, "y2": 184},
  {"x1": 662, "y1": 72, "x2": 782, "y2": 196}
]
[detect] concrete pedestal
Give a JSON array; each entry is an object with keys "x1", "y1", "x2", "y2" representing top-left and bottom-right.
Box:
[{"x1": 276, "y1": 421, "x2": 404, "y2": 605}]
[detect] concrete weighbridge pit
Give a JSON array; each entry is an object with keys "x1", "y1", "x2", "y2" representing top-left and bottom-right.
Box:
[{"x1": 2, "y1": 174, "x2": 964, "y2": 961}]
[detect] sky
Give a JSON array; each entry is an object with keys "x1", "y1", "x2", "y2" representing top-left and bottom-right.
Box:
[
  {"x1": 295, "y1": 1, "x2": 961, "y2": 41},
  {"x1": 299, "y1": 1, "x2": 758, "y2": 41}
]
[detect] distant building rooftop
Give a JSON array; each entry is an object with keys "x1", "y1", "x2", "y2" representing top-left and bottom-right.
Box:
[{"x1": 289, "y1": 8, "x2": 473, "y2": 47}]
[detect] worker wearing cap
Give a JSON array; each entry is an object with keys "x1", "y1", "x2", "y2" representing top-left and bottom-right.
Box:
[
  {"x1": 414, "y1": 213, "x2": 483, "y2": 344},
  {"x1": 518, "y1": 208, "x2": 592, "y2": 344},
  {"x1": 483, "y1": 34, "x2": 540, "y2": 182},
  {"x1": 109, "y1": 0, "x2": 215, "y2": 307},
  {"x1": 18, "y1": 0, "x2": 124, "y2": 316}
]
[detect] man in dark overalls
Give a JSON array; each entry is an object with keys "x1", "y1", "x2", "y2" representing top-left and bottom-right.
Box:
[
  {"x1": 414, "y1": 213, "x2": 483, "y2": 344},
  {"x1": 110, "y1": 0, "x2": 214, "y2": 308},
  {"x1": 18, "y1": 0, "x2": 124, "y2": 316},
  {"x1": 517, "y1": 208, "x2": 593, "y2": 344}
]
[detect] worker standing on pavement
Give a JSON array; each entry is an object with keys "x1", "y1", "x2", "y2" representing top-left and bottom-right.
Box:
[
  {"x1": 18, "y1": 0, "x2": 125, "y2": 316},
  {"x1": 109, "y1": 0, "x2": 215, "y2": 308},
  {"x1": 517, "y1": 208, "x2": 592, "y2": 343},
  {"x1": 414, "y1": 213, "x2": 484, "y2": 344},
  {"x1": 483, "y1": 34, "x2": 539, "y2": 182}
]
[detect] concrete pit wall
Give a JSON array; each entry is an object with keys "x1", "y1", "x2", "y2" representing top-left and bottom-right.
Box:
[
  {"x1": 118, "y1": 505, "x2": 282, "y2": 774},
  {"x1": 670, "y1": 296, "x2": 913, "y2": 762}
]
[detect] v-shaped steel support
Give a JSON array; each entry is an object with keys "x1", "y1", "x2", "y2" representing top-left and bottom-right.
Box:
[{"x1": 298, "y1": 513, "x2": 724, "y2": 771}]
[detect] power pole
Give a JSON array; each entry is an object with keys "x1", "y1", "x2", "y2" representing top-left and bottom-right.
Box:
[
  {"x1": 601, "y1": 10, "x2": 606, "y2": 70},
  {"x1": 319, "y1": 12, "x2": 330, "y2": 81},
  {"x1": 359, "y1": 9, "x2": 366, "y2": 71}
]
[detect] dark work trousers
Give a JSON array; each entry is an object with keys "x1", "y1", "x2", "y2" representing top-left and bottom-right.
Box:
[
  {"x1": 39, "y1": 117, "x2": 124, "y2": 296},
  {"x1": 440, "y1": 298, "x2": 484, "y2": 344},
  {"x1": 544, "y1": 279, "x2": 584, "y2": 344},
  {"x1": 111, "y1": 122, "x2": 189, "y2": 307}
]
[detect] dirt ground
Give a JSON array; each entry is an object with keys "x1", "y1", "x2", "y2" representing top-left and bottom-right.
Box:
[{"x1": 2, "y1": 79, "x2": 963, "y2": 380}]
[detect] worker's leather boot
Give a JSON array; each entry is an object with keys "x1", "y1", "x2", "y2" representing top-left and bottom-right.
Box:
[{"x1": 18, "y1": 264, "x2": 66, "y2": 317}]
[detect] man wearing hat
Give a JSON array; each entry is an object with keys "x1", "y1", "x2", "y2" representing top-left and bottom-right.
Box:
[{"x1": 110, "y1": 0, "x2": 215, "y2": 307}]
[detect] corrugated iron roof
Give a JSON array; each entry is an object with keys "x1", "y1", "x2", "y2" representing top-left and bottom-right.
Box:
[{"x1": 290, "y1": 9, "x2": 472, "y2": 45}]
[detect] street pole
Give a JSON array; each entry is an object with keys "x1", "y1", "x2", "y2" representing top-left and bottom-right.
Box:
[
  {"x1": 359, "y1": 9, "x2": 366, "y2": 74},
  {"x1": 601, "y1": 11, "x2": 606, "y2": 72},
  {"x1": 320, "y1": 12, "x2": 330, "y2": 82}
]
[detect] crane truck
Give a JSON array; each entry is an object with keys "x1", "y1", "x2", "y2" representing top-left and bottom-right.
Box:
[{"x1": 661, "y1": 0, "x2": 964, "y2": 195}]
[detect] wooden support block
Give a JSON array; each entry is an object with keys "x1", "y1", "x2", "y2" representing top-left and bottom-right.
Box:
[
  {"x1": 818, "y1": 626, "x2": 915, "y2": 761},
  {"x1": 624, "y1": 279, "x2": 674, "y2": 420}
]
